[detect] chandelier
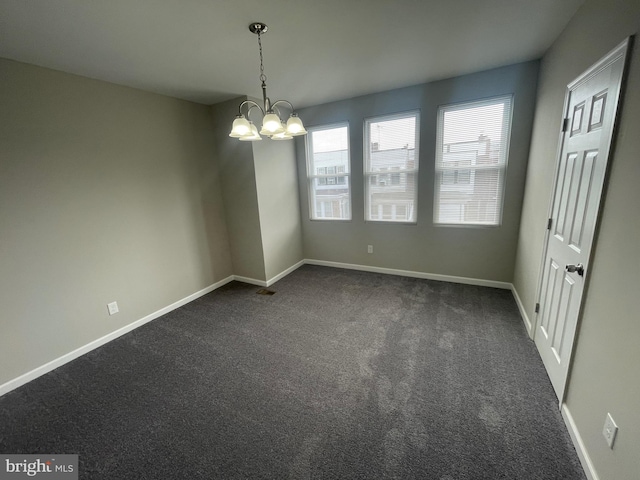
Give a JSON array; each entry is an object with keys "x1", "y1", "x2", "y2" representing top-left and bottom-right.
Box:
[{"x1": 229, "y1": 22, "x2": 307, "y2": 141}]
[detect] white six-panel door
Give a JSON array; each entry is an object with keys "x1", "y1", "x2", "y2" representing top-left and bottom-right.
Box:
[{"x1": 535, "y1": 39, "x2": 630, "y2": 401}]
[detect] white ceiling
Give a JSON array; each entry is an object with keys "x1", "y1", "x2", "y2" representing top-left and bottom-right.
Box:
[{"x1": 0, "y1": 0, "x2": 584, "y2": 108}]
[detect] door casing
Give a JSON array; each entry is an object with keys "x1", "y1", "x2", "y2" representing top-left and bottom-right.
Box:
[{"x1": 531, "y1": 37, "x2": 633, "y2": 405}]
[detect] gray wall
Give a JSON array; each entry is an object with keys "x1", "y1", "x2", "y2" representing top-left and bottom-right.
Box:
[
  {"x1": 294, "y1": 62, "x2": 539, "y2": 282},
  {"x1": 253, "y1": 139, "x2": 304, "y2": 281},
  {"x1": 512, "y1": 0, "x2": 639, "y2": 478},
  {"x1": 0, "y1": 58, "x2": 233, "y2": 386},
  {"x1": 211, "y1": 98, "x2": 267, "y2": 281}
]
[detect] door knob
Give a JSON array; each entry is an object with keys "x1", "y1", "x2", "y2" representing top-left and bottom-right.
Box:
[{"x1": 566, "y1": 263, "x2": 585, "y2": 276}]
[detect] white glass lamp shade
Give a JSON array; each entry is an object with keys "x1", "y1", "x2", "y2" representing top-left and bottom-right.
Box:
[
  {"x1": 239, "y1": 123, "x2": 262, "y2": 141},
  {"x1": 285, "y1": 114, "x2": 307, "y2": 136},
  {"x1": 271, "y1": 131, "x2": 293, "y2": 141},
  {"x1": 259, "y1": 113, "x2": 285, "y2": 135},
  {"x1": 229, "y1": 116, "x2": 252, "y2": 138}
]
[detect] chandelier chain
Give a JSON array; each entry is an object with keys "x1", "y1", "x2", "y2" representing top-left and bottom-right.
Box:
[{"x1": 257, "y1": 32, "x2": 267, "y2": 84}]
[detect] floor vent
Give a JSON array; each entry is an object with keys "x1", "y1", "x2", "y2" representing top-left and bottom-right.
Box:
[{"x1": 256, "y1": 288, "x2": 276, "y2": 296}]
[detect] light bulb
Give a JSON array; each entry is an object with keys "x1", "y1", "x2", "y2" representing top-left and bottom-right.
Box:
[
  {"x1": 229, "y1": 116, "x2": 251, "y2": 137},
  {"x1": 239, "y1": 123, "x2": 262, "y2": 141},
  {"x1": 285, "y1": 114, "x2": 307, "y2": 136},
  {"x1": 260, "y1": 113, "x2": 285, "y2": 135}
]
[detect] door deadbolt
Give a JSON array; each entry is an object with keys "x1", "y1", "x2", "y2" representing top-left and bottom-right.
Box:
[{"x1": 565, "y1": 263, "x2": 585, "y2": 276}]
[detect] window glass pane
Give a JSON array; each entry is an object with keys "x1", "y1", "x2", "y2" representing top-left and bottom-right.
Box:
[
  {"x1": 364, "y1": 112, "x2": 419, "y2": 223},
  {"x1": 307, "y1": 124, "x2": 351, "y2": 220},
  {"x1": 434, "y1": 97, "x2": 512, "y2": 226}
]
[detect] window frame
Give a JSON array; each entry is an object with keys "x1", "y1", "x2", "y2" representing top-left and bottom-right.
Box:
[
  {"x1": 433, "y1": 95, "x2": 513, "y2": 227},
  {"x1": 305, "y1": 122, "x2": 352, "y2": 221},
  {"x1": 363, "y1": 110, "x2": 420, "y2": 224}
]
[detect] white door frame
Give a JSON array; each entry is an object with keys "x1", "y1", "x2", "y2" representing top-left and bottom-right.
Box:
[{"x1": 531, "y1": 37, "x2": 633, "y2": 404}]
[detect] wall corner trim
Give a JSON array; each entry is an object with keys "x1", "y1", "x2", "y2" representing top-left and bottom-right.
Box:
[
  {"x1": 0, "y1": 276, "x2": 235, "y2": 398},
  {"x1": 561, "y1": 404, "x2": 600, "y2": 480},
  {"x1": 511, "y1": 284, "x2": 533, "y2": 337}
]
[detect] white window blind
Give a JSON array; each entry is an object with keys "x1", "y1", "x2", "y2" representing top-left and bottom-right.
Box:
[
  {"x1": 306, "y1": 123, "x2": 351, "y2": 220},
  {"x1": 364, "y1": 112, "x2": 419, "y2": 223},
  {"x1": 434, "y1": 96, "x2": 512, "y2": 226}
]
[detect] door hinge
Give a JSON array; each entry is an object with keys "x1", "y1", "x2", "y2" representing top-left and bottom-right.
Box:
[
  {"x1": 562, "y1": 118, "x2": 570, "y2": 132},
  {"x1": 547, "y1": 218, "x2": 552, "y2": 230},
  {"x1": 535, "y1": 303, "x2": 540, "y2": 314}
]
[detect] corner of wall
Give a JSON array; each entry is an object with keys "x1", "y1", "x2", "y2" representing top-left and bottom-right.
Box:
[{"x1": 210, "y1": 97, "x2": 267, "y2": 281}]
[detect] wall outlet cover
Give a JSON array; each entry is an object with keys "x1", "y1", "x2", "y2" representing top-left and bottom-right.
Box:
[
  {"x1": 107, "y1": 301, "x2": 119, "y2": 316},
  {"x1": 602, "y1": 412, "x2": 618, "y2": 449}
]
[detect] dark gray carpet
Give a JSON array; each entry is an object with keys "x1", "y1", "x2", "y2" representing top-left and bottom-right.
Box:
[{"x1": 0, "y1": 265, "x2": 585, "y2": 479}]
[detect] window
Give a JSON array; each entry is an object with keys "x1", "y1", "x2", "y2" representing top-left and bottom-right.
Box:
[
  {"x1": 306, "y1": 123, "x2": 351, "y2": 220},
  {"x1": 434, "y1": 96, "x2": 513, "y2": 226},
  {"x1": 364, "y1": 112, "x2": 419, "y2": 222}
]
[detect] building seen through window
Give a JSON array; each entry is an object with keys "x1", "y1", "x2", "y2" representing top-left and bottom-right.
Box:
[
  {"x1": 365, "y1": 112, "x2": 419, "y2": 223},
  {"x1": 306, "y1": 124, "x2": 351, "y2": 220},
  {"x1": 435, "y1": 97, "x2": 512, "y2": 225},
  {"x1": 366, "y1": 145, "x2": 417, "y2": 221}
]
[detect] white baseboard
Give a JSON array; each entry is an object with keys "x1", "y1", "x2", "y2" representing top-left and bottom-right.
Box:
[
  {"x1": 562, "y1": 404, "x2": 599, "y2": 480},
  {"x1": 304, "y1": 259, "x2": 512, "y2": 290},
  {"x1": 232, "y1": 260, "x2": 305, "y2": 288},
  {"x1": 266, "y1": 260, "x2": 305, "y2": 287},
  {"x1": 0, "y1": 275, "x2": 234, "y2": 397},
  {"x1": 511, "y1": 285, "x2": 533, "y2": 337},
  {"x1": 232, "y1": 275, "x2": 267, "y2": 287}
]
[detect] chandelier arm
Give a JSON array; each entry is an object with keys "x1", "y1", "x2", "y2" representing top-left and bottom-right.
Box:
[
  {"x1": 271, "y1": 100, "x2": 295, "y2": 115},
  {"x1": 271, "y1": 104, "x2": 285, "y2": 119},
  {"x1": 245, "y1": 104, "x2": 265, "y2": 123},
  {"x1": 238, "y1": 100, "x2": 264, "y2": 117}
]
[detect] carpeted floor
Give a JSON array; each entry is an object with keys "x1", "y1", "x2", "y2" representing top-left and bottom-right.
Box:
[{"x1": 0, "y1": 265, "x2": 586, "y2": 479}]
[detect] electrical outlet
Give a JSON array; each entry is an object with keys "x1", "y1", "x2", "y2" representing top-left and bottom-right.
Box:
[
  {"x1": 602, "y1": 412, "x2": 618, "y2": 448},
  {"x1": 107, "y1": 301, "x2": 119, "y2": 316},
  {"x1": 367, "y1": 245, "x2": 373, "y2": 254}
]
